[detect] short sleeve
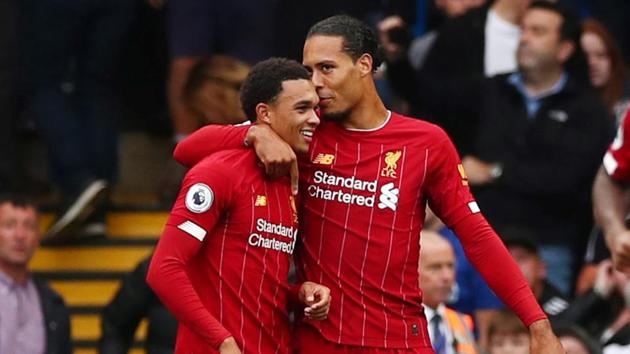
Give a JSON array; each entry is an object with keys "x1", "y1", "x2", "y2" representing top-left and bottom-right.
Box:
[
  {"x1": 604, "y1": 110, "x2": 630, "y2": 182},
  {"x1": 166, "y1": 162, "x2": 234, "y2": 242},
  {"x1": 425, "y1": 131, "x2": 479, "y2": 227}
]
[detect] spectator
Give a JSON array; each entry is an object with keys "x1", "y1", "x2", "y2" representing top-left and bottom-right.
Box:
[
  {"x1": 383, "y1": 0, "x2": 534, "y2": 154},
  {"x1": 505, "y1": 236, "x2": 571, "y2": 319},
  {"x1": 379, "y1": 0, "x2": 485, "y2": 71},
  {"x1": 0, "y1": 194, "x2": 71, "y2": 354},
  {"x1": 462, "y1": 1, "x2": 612, "y2": 294},
  {"x1": 487, "y1": 309, "x2": 530, "y2": 354},
  {"x1": 581, "y1": 18, "x2": 630, "y2": 123},
  {"x1": 181, "y1": 55, "x2": 249, "y2": 126},
  {"x1": 558, "y1": 260, "x2": 630, "y2": 351},
  {"x1": 99, "y1": 256, "x2": 177, "y2": 354},
  {"x1": 554, "y1": 324, "x2": 603, "y2": 354},
  {"x1": 165, "y1": 0, "x2": 274, "y2": 142},
  {"x1": 22, "y1": 0, "x2": 136, "y2": 240},
  {"x1": 420, "y1": 230, "x2": 478, "y2": 354}
]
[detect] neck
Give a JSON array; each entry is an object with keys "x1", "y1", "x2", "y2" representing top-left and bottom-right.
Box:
[
  {"x1": 342, "y1": 82, "x2": 389, "y2": 130},
  {"x1": 492, "y1": 0, "x2": 523, "y2": 25},
  {"x1": 425, "y1": 301, "x2": 440, "y2": 311},
  {"x1": 522, "y1": 67, "x2": 564, "y2": 96},
  {"x1": 0, "y1": 262, "x2": 28, "y2": 285}
]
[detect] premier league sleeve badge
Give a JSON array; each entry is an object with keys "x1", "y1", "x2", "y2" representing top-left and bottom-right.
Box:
[{"x1": 185, "y1": 183, "x2": 214, "y2": 213}]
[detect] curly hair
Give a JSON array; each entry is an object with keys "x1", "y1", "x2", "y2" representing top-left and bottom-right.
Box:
[{"x1": 239, "y1": 57, "x2": 311, "y2": 120}]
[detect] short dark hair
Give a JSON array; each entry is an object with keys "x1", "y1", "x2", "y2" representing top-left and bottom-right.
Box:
[
  {"x1": 307, "y1": 15, "x2": 384, "y2": 72},
  {"x1": 528, "y1": 0, "x2": 590, "y2": 85},
  {"x1": 0, "y1": 194, "x2": 38, "y2": 212},
  {"x1": 503, "y1": 236, "x2": 540, "y2": 256},
  {"x1": 239, "y1": 57, "x2": 311, "y2": 120},
  {"x1": 488, "y1": 309, "x2": 528, "y2": 339},
  {"x1": 553, "y1": 325, "x2": 603, "y2": 354}
]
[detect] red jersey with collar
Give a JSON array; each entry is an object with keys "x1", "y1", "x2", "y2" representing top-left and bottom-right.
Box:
[
  {"x1": 295, "y1": 112, "x2": 479, "y2": 350},
  {"x1": 603, "y1": 109, "x2": 630, "y2": 182},
  {"x1": 148, "y1": 149, "x2": 298, "y2": 354}
]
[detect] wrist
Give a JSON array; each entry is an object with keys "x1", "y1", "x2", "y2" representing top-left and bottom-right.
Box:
[
  {"x1": 245, "y1": 126, "x2": 257, "y2": 147},
  {"x1": 528, "y1": 319, "x2": 552, "y2": 335}
]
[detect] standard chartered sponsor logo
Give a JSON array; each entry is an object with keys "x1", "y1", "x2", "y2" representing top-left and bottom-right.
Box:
[
  {"x1": 308, "y1": 170, "x2": 400, "y2": 211},
  {"x1": 312, "y1": 170, "x2": 377, "y2": 192},
  {"x1": 248, "y1": 218, "x2": 297, "y2": 254}
]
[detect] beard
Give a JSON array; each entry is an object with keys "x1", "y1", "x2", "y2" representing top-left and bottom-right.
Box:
[{"x1": 320, "y1": 108, "x2": 352, "y2": 122}]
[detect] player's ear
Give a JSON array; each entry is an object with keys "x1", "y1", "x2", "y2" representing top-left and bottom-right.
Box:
[
  {"x1": 357, "y1": 53, "x2": 373, "y2": 77},
  {"x1": 256, "y1": 103, "x2": 272, "y2": 125}
]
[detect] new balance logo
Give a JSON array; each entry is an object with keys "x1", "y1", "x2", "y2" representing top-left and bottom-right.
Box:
[
  {"x1": 313, "y1": 153, "x2": 335, "y2": 165},
  {"x1": 378, "y1": 182, "x2": 399, "y2": 211}
]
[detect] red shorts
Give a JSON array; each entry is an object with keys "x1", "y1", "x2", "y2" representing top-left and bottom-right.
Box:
[{"x1": 293, "y1": 325, "x2": 430, "y2": 354}]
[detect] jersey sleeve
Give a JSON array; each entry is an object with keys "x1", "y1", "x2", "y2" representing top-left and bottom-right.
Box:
[
  {"x1": 425, "y1": 131, "x2": 479, "y2": 227},
  {"x1": 173, "y1": 124, "x2": 249, "y2": 167},
  {"x1": 452, "y1": 214, "x2": 547, "y2": 326},
  {"x1": 147, "y1": 163, "x2": 235, "y2": 349},
  {"x1": 603, "y1": 110, "x2": 630, "y2": 182},
  {"x1": 424, "y1": 131, "x2": 546, "y2": 326}
]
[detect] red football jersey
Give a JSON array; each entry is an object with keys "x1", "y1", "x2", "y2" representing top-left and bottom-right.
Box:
[
  {"x1": 148, "y1": 149, "x2": 299, "y2": 354},
  {"x1": 603, "y1": 109, "x2": 630, "y2": 182},
  {"x1": 295, "y1": 112, "x2": 479, "y2": 349}
]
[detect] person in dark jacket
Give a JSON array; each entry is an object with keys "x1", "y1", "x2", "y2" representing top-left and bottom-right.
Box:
[
  {"x1": 382, "y1": 0, "x2": 531, "y2": 155},
  {"x1": 0, "y1": 194, "x2": 71, "y2": 354},
  {"x1": 99, "y1": 256, "x2": 177, "y2": 354},
  {"x1": 462, "y1": 1, "x2": 613, "y2": 295}
]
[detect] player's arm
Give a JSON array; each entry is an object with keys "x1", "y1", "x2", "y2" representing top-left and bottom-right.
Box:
[
  {"x1": 174, "y1": 123, "x2": 300, "y2": 193},
  {"x1": 593, "y1": 113, "x2": 630, "y2": 273},
  {"x1": 426, "y1": 132, "x2": 564, "y2": 353},
  {"x1": 147, "y1": 167, "x2": 239, "y2": 352}
]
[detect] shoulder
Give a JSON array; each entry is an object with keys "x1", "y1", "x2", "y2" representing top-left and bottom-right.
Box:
[
  {"x1": 33, "y1": 277, "x2": 67, "y2": 307},
  {"x1": 389, "y1": 112, "x2": 451, "y2": 143},
  {"x1": 188, "y1": 149, "x2": 258, "y2": 179}
]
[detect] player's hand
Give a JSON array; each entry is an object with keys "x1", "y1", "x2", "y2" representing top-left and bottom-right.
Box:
[
  {"x1": 528, "y1": 320, "x2": 566, "y2": 354},
  {"x1": 593, "y1": 260, "x2": 615, "y2": 297},
  {"x1": 608, "y1": 229, "x2": 630, "y2": 274},
  {"x1": 299, "y1": 281, "x2": 331, "y2": 320},
  {"x1": 247, "y1": 125, "x2": 299, "y2": 195},
  {"x1": 461, "y1": 156, "x2": 495, "y2": 185},
  {"x1": 219, "y1": 337, "x2": 242, "y2": 354},
  {"x1": 377, "y1": 16, "x2": 407, "y2": 62}
]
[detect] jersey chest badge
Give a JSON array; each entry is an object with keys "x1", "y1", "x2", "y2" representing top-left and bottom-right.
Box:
[{"x1": 381, "y1": 150, "x2": 402, "y2": 178}]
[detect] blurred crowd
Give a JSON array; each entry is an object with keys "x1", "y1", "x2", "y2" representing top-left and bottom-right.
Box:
[{"x1": 1, "y1": 0, "x2": 630, "y2": 353}]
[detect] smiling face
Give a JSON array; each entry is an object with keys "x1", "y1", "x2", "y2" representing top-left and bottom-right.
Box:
[
  {"x1": 261, "y1": 79, "x2": 320, "y2": 154},
  {"x1": 303, "y1": 35, "x2": 367, "y2": 122}
]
